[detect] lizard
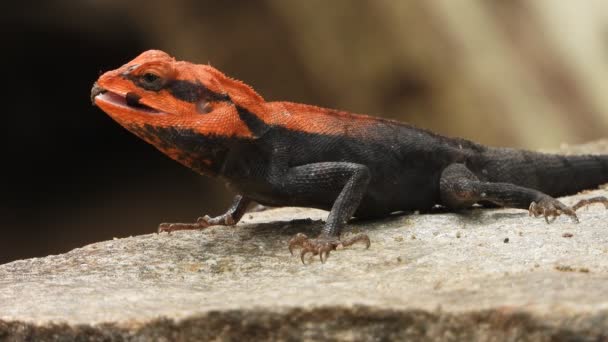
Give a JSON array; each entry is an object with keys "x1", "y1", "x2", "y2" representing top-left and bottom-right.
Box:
[{"x1": 91, "y1": 50, "x2": 608, "y2": 263}]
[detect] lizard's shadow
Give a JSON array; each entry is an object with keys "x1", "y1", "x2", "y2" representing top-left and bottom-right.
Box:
[
  {"x1": 239, "y1": 215, "x2": 400, "y2": 239},
  {"x1": 237, "y1": 206, "x2": 530, "y2": 240},
  {"x1": 441, "y1": 208, "x2": 529, "y2": 226},
  {"x1": 240, "y1": 218, "x2": 325, "y2": 239},
  {"x1": 383, "y1": 206, "x2": 529, "y2": 226}
]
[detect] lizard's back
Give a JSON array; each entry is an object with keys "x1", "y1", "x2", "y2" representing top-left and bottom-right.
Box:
[
  {"x1": 263, "y1": 101, "x2": 608, "y2": 216},
  {"x1": 258, "y1": 102, "x2": 479, "y2": 216}
]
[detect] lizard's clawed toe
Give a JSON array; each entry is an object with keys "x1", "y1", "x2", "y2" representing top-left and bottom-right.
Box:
[
  {"x1": 341, "y1": 234, "x2": 371, "y2": 249},
  {"x1": 288, "y1": 233, "x2": 309, "y2": 255},
  {"x1": 158, "y1": 220, "x2": 211, "y2": 233},
  {"x1": 571, "y1": 196, "x2": 608, "y2": 211},
  {"x1": 288, "y1": 233, "x2": 370, "y2": 264},
  {"x1": 197, "y1": 215, "x2": 212, "y2": 225}
]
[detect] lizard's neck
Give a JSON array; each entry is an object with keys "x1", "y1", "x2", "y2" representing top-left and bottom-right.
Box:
[{"x1": 126, "y1": 123, "x2": 232, "y2": 176}]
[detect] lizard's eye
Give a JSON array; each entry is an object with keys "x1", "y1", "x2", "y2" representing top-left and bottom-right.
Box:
[
  {"x1": 138, "y1": 72, "x2": 165, "y2": 91},
  {"x1": 143, "y1": 73, "x2": 159, "y2": 83}
]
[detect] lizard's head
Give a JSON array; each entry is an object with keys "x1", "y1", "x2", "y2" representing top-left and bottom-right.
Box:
[
  {"x1": 92, "y1": 50, "x2": 264, "y2": 138},
  {"x1": 91, "y1": 50, "x2": 267, "y2": 174}
]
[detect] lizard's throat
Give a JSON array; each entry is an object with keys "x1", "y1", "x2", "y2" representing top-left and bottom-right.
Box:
[{"x1": 126, "y1": 124, "x2": 228, "y2": 176}]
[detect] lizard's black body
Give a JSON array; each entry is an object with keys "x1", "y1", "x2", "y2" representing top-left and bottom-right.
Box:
[
  {"x1": 133, "y1": 111, "x2": 608, "y2": 233},
  {"x1": 93, "y1": 50, "x2": 608, "y2": 262}
]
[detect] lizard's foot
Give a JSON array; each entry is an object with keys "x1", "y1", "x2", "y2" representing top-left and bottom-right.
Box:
[
  {"x1": 288, "y1": 233, "x2": 371, "y2": 264},
  {"x1": 158, "y1": 214, "x2": 235, "y2": 233},
  {"x1": 529, "y1": 197, "x2": 578, "y2": 223}
]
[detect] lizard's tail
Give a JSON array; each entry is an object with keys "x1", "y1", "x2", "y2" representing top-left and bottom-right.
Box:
[
  {"x1": 484, "y1": 149, "x2": 608, "y2": 197},
  {"x1": 543, "y1": 153, "x2": 608, "y2": 196}
]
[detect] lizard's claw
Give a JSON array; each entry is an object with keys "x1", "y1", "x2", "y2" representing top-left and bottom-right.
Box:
[
  {"x1": 288, "y1": 233, "x2": 370, "y2": 264},
  {"x1": 529, "y1": 198, "x2": 578, "y2": 223}
]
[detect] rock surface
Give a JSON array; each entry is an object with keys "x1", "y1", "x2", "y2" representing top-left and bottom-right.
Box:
[{"x1": 2, "y1": 143, "x2": 608, "y2": 340}]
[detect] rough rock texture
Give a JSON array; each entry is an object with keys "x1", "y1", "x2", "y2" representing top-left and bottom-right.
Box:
[{"x1": 2, "y1": 144, "x2": 608, "y2": 340}]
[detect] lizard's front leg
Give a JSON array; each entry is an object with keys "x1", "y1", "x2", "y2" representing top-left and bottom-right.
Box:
[
  {"x1": 158, "y1": 195, "x2": 252, "y2": 233},
  {"x1": 278, "y1": 162, "x2": 372, "y2": 263}
]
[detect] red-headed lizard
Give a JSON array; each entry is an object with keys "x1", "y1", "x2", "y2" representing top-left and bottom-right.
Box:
[{"x1": 91, "y1": 50, "x2": 608, "y2": 263}]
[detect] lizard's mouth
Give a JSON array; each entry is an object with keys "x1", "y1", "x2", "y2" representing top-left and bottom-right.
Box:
[{"x1": 91, "y1": 83, "x2": 162, "y2": 114}]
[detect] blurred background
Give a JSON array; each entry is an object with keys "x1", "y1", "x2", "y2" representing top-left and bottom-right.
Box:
[{"x1": 3, "y1": 0, "x2": 608, "y2": 263}]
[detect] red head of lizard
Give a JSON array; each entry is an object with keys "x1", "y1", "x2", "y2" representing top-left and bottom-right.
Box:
[{"x1": 91, "y1": 50, "x2": 268, "y2": 175}]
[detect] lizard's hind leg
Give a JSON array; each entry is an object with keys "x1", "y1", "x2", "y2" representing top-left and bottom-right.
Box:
[{"x1": 439, "y1": 163, "x2": 579, "y2": 223}]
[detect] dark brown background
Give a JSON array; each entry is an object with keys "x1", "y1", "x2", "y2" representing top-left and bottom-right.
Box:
[{"x1": 3, "y1": 1, "x2": 608, "y2": 263}]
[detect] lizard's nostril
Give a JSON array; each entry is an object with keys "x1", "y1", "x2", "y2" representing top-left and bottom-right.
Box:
[
  {"x1": 124, "y1": 92, "x2": 160, "y2": 113},
  {"x1": 126, "y1": 92, "x2": 143, "y2": 107}
]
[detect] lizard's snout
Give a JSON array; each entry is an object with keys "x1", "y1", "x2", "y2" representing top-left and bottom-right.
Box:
[{"x1": 90, "y1": 82, "x2": 106, "y2": 106}]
